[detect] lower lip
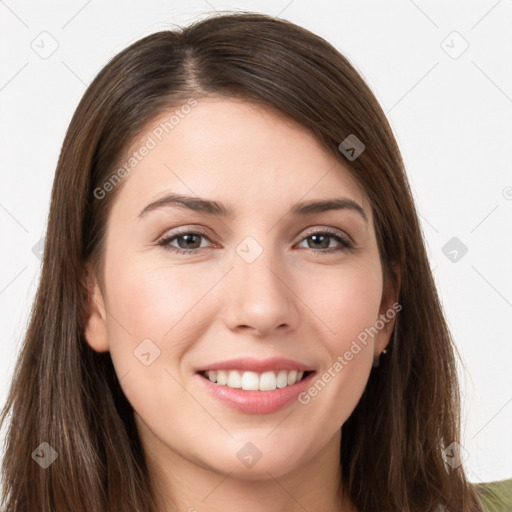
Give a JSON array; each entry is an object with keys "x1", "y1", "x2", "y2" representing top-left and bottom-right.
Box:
[{"x1": 196, "y1": 371, "x2": 316, "y2": 414}]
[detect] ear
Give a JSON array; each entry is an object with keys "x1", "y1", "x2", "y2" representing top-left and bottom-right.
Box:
[
  {"x1": 373, "y1": 263, "x2": 401, "y2": 364},
  {"x1": 83, "y1": 268, "x2": 110, "y2": 353}
]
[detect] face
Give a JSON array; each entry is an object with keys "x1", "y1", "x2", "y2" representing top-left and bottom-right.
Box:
[{"x1": 85, "y1": 97, "x2": 397, "y2": 483}]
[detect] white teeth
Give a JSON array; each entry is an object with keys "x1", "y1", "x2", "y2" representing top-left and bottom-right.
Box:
[
  {"x1": 241, "y1": 371, "x2": 259, "y2": 390},
  {"x1": 216, "y1": 370, "x2": 227, "y2": 385},
  {"x1": 203, "y1": 369, "x2": 307, "y2": 390},
  {"x1": 227, "y1": 370, "x2": 242, "y2": 388},
  {"x1": 287, "y1": 370, "x2": 297, "y2": 385},
  {"x1": 259, "y1": 371, "x2": 277, "y2": 391},
  {"x1": 276, "y1": 370, "x2": 288, "y2": 388}
]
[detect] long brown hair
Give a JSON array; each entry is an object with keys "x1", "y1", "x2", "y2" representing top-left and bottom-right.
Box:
[{"x1": 0, "y1": 11, "x2": 484, "y2": 511}]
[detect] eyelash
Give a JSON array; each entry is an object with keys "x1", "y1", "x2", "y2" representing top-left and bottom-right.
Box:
[{"x1": 157, "y1": 228, "x2": 354, "y2": 255}]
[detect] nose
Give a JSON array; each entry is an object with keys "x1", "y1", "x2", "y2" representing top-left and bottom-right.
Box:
[{"x1": 221, "y1": 245, "x2": 300, "y2": 337}]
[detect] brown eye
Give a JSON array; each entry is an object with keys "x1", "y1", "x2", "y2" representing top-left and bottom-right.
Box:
[
  {"x1": 158, "y1": 231, "x2": 212, "y2": 254},
  {"x1": 297, "y1": 230, "x2": 353, "y2": 253}
]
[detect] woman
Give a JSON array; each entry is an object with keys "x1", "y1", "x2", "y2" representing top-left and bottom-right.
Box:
[{"x1": 0, "y1": 11, "x2": 487, "y2": 511}]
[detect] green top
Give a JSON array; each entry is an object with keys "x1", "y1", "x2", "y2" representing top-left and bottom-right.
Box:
[{"x1": 478, "y1": 479, "x2": 512, "y2": 511}]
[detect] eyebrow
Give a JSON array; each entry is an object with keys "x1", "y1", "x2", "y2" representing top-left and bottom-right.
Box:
[{"x1": 138, "y1": 193, "x2": 368, "y2": 223}]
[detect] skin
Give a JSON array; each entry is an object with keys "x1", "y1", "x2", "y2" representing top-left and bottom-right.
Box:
[{"x1": 84, "y1": 97, "x2": 399, "y2": 512}]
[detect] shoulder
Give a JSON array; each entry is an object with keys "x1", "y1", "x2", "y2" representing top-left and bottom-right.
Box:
[{"x1": 476, "y1": 478, "x2": 512, "y2": 512}]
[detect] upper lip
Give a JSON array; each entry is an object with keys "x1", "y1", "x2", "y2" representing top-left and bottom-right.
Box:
[{"x1": 196, "y1": 357, "x2": 315, "y2": 373}]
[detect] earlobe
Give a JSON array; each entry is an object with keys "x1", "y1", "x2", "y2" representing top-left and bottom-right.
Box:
[
  {"x1": 83, "y1": 272, "x2": 110, "y2": 353},
  {"x1": 373, "y1": 263, "x2": 401, "y2": 365}
]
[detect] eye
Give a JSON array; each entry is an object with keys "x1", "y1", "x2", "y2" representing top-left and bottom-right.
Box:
[
  {"x1": 296, "y1": 229, "x2": 353, "y2": 253},
  {"x1": 157, "y1": 227, "x2": 354, "y2": 256},
  {"x1": 158, "y1": 230, "x2": 214, "y2": 255}
]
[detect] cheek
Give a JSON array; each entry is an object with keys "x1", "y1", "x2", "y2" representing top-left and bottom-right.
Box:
[
  {"x1": 293, "y1": 261, "x2": 382, "y2": 422},
  {"x1": 299, "y1": 260, "x2": 383, "y2": 347},
  {"x1": 100, "y1": 257, "x2": 218, "y2": 424},
  {"x1": 104, "y1": 256, "x2": 218, "y2": 345},
  {"x1": 99, "y1": 254, "x2": 203, "y2": 370}
]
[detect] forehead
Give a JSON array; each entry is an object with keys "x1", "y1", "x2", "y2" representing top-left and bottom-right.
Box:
[{"x1": 111, "y1": 97, "x2": 370, "y2": 219}]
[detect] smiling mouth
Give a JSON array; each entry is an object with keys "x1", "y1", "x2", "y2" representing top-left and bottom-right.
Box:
[{"x1": 198, "y1": 369, "x2": 314, "y2": 391}]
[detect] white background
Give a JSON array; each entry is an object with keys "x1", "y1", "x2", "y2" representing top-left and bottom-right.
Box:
[{"x1": 0, "y1": 0, "x2": 511, "y2": 483}]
